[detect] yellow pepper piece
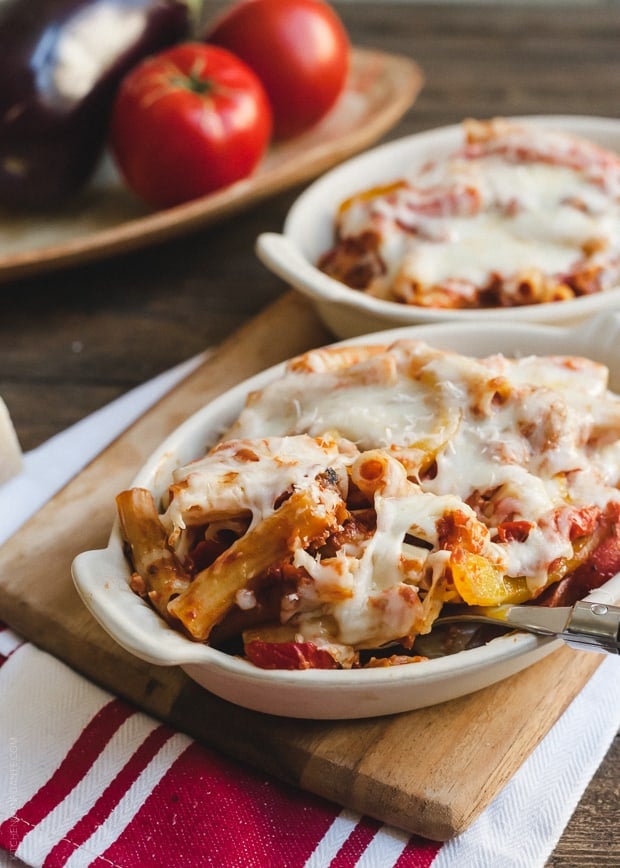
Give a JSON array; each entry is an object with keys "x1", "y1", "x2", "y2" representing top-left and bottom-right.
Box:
[{"x1": 450, "y1": 552, "x2": 531, "y2": 607}]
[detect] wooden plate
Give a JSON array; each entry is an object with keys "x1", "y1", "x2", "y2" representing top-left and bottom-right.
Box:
[{"x1": 0, "y1": 47, "x2": 423, "y2": 283}]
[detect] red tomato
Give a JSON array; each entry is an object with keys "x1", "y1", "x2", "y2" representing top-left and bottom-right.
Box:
[
  {"x1": 109, "y1": 43, "x2": 272, "y2": 209},
  {"x1": 206, "y1": 0, "x2": 350, "y2": 140}
]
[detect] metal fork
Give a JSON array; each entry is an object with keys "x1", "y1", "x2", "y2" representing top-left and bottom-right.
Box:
[{"x1": 435, "y1": 599, "x2": 620, "y2": 654}]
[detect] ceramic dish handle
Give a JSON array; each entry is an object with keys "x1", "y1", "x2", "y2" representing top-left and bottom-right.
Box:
[{"x1": 256, "y1": 232, "x2": 344, "y2": 304}]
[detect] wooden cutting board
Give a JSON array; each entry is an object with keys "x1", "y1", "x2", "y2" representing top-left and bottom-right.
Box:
[{"x1": 0, "y1": 292, "x2": 602, "y2": 841}]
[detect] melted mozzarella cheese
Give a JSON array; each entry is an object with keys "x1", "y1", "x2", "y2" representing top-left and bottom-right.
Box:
[
  {"x1": 163, "y1": 434, "x2": 350, "y2": 534},
  {"x1": 373, "y1": 159, "x2": 616, "y2": 290},
  {"x1": 327, "y1": 121, "x2": 620, "y2": 305},
  {"x1": 164, "y1": 339, "x2": 620, "y2": 654},
  {"x1": 228, "y1": 342, "x2": 458, "y2": 459},
  {"x1": 229, "y1": 340, "x2": 620, "y2": 596}
]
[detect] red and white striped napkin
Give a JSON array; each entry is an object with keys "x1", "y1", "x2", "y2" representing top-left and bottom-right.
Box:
[{"x1": 1, "y1": 358, "x2": 619, "y2": 868}]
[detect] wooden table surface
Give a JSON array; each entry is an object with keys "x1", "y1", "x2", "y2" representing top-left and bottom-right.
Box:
[{"x1": 1, "y1": 2, "x2": 618, "y2": 864}]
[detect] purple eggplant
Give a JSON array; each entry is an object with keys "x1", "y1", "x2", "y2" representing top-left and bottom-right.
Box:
[{"x1": 0, "y1": 0, "x2": 199, "y2": 210}]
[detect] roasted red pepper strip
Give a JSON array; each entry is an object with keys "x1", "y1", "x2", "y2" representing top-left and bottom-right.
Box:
[{"x1": 244, "y1": 641, "x2": 340, "y2": 671}]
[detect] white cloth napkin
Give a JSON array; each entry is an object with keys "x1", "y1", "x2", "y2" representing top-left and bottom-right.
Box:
[{"x1": 0, "y1": 360, "x2": 618, "y2": 868}]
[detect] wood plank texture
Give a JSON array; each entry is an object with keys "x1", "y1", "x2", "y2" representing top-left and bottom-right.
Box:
[{"x1": 0, "y1": 293, "x2": 603, "y2": 841}]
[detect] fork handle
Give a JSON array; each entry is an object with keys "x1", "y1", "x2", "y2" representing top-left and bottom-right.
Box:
[{"x1": 563, "y1": 600, "x2": 620, "y2": 654}]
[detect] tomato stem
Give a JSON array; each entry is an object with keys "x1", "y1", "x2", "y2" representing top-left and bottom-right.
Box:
[{"x1": 171, "y1": 73, "x2": 213, "y2": 95}]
